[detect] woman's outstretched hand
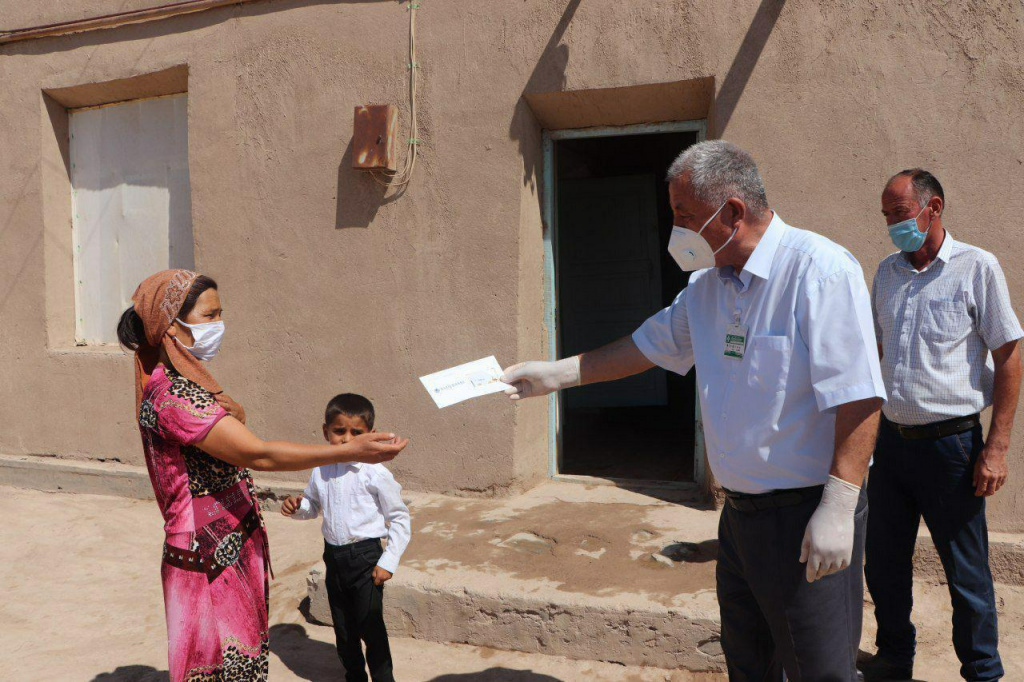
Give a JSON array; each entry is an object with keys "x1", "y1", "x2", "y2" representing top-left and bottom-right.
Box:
[
  {"x1": 346, "y1": 432, "x2": 409, "y2": 464},
  {"x1": 197, "y1": 418, "x2": 407, "y2": 472}
]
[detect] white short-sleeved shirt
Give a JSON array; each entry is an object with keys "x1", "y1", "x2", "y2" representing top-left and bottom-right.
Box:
[
  {"x1": 872, "y1": 232, "x2": 1023, "y2": 426},
  {"x1": 633, "y1": 213, "x2": 887, "y2": 494}
]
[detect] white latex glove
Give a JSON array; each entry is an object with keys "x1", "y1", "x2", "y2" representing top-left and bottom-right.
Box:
[
  {"x1": 799, "y1": 475, "x2": 860, "y2": 583},
  {"x1": 501, "y1": 357, "x2": 581, "y2": 400}
]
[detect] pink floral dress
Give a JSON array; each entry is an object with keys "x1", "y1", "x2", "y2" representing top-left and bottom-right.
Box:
[{"x1": 138, "y1": 365, "x2": 269, "y2": 681}]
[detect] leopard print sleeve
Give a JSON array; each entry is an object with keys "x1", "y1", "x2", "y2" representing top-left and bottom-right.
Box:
[{"x1": 148, "y1": 367, "x2": 228, "y2": 446}]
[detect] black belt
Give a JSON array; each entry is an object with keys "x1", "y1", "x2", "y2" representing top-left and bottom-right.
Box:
[
  {"x1": 885, "y1": 414, "x2": 980, "y2": 441},
  {"x1": 325, "y1": 538, "x2": 382, "y2": 554},
  {"x1": 724, "y1": 485, "x2": 823, "y2": 512}
]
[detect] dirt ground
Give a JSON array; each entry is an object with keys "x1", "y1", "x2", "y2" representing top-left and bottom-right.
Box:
[
  {"x1": 3, "y1": 486, "x2": 1022, "y2": 681},
  {"x1": 402, "y1": 493, "x2": 719, "y2": 601}
]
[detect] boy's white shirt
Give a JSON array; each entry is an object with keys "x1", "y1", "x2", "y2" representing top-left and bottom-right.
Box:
[{"x1": 291, "y1": 462, "x2": 411, "y2": 574}]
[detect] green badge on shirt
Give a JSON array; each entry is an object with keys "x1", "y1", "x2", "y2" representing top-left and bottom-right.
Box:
[{"x1": 725, "y1": 323, "x2": 748, "y2": 359}]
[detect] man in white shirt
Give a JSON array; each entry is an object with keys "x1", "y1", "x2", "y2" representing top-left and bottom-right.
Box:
[
  {"x1": 503, "y1": 140, "x2": 886, "y2": 680},
  {"x1": 282, "y1": 393, "x2": 411, "y2": 682},
  {"x1": 862, "y1": 170, "x2": 1022, "y2": 681}
]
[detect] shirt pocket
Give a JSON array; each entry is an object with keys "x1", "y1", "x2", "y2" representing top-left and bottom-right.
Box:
[
  {"x1": 348, "y1": 488, "x2": 379, "y2": 519},
  {"x1": 746, "y1": 335, "x2": 792, "y2": 394},
  {"x1": 926, "y1": 299, "x2": 971, "y2": 343}
]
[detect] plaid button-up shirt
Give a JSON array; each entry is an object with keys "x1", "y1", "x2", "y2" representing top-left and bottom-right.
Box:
[{"x1": 872, "y1": 232, "x2": 1023, "y2": 426}]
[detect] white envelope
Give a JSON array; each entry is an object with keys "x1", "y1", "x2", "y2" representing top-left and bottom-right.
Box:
[{"x1": 419, "y1": 356, "x2": 512, "y2": 409}]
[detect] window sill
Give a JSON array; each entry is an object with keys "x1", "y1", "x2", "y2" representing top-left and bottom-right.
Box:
[{"x1": 49, "y1": 344, "x2": 129, "y2": 357}]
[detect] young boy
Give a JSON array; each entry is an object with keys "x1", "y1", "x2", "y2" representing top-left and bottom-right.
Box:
[{"x1": 281, "y1": 393, "x2": 411, "y2": 682}]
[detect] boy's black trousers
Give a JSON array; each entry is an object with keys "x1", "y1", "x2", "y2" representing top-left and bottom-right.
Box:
[{"x1": 323, "y1": 538, "x2": 395, "y2": 682}]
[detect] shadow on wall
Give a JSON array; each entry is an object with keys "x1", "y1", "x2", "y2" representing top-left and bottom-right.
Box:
[
  {"x1": 336, "y1": 133, "x2": 416, "y2": 228},
  {"x1": 713, "y1": 0, "x2": 787, "y2": 134},
  {"x1": 3, "y1": 1, "x2": 415, "y2": 233},
  {"x1": 90, "y1": 666, "x2": 169, "y2": 681},
  {"x1": 336, "y1": 137, "x2": 387, "y2": 229},
  {"x1": 509, "y1": 0, "x2": 581, "y2": 189},
  {"x1": 430, "y1": 670, "x2": 562, "y2": 681},
  {"x1": 506, "y1": 0, "x2": 788, "y2": 180}
]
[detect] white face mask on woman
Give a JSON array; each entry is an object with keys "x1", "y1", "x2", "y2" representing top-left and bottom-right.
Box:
[{"x1": 175, "y1": 319, "x2": 225, "y2": 361}]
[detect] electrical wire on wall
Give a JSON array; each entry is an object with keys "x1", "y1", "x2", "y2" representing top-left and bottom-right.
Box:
[
  {"x1": 0, "y1": 0, "x2": 267, "y2": 44},
  {"x1": 370, "y1": 1, "x2": 420, "y2": 189}
]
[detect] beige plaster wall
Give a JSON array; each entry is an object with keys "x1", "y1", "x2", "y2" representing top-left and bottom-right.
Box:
[{"x1": 2, "y1": 0, "x2": 1024, "y2": 528}]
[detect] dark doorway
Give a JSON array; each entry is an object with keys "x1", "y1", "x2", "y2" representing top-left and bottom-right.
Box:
[{"x1": 555, "y1": 130, "x2": 699, "y2": 482}]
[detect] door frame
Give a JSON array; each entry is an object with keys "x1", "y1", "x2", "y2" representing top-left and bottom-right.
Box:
[{"x1": 541, "y1": 119, "x2": 708, "y2": 489}]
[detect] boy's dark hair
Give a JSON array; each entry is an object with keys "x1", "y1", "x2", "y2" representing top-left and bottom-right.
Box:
[{"x1": 325, "y1": 393, "x2": 375, "y2": 430}]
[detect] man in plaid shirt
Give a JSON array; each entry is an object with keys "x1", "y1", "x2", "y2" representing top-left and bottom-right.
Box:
[{"x1": 863, "y1": 169, "x2": 1023, "y2": 681}]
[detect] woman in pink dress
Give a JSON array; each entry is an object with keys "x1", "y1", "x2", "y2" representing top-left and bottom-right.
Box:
[{"x1": 118, "y1": 270, "x2": 408, "y2": 681}]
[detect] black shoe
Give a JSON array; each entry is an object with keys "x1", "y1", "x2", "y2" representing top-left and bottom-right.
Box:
[{"x1": 857, "y1": 654, "x2": 914, "y2": 681}]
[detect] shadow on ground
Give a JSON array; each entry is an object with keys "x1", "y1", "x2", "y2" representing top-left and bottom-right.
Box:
[
  {"x1": 429, "y1": 670, "x2": 562, "y2": 681},
  {"x1": 89, "y1": 624, "x2": 343, "y2": 681},
  {"x1": 660, "y1": 539, "x2": 719, "y2": 564},
  {"x1": 856, "y1": 650, "x2": 926, "y2": 682},
  {"x1": 91, "y1": 666, "x2": 169, "y2": 681},
  {"x1": 272, "y1": 625, "x2": 564, "y2": 681},
  {"x1": 271, "y1": 623, "x2": 344, "y2": 680}
]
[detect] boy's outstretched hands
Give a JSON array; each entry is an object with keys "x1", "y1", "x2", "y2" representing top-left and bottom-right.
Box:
[
  {"x1": 347, "y1": 432, "x2": 409, "y2": 464},
  {"x1": 280, "y1": 494, "x2": 303, "y2": 516},
  {"x1": 372, "y1": 566, "x2": 393, "y2": 586}
]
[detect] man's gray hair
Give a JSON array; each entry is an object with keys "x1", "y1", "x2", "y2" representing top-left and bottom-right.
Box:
[{"x1": 667, "y1": 140, "x2": 769, "y2": 215}]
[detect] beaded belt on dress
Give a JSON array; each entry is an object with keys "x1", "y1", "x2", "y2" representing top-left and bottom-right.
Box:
[{"x1": 162, "y1": 505, "x2": 261, "y2": 580}]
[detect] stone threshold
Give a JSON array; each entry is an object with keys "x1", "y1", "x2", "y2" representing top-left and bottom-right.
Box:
[{"x1": 306, "y1": 561, "x2": 725, "y2": 671}]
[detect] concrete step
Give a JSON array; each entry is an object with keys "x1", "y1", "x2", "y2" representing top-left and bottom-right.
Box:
[
  {"x1": 305, "y1": 481, "x2": 727, "y2": 672},
  {"x1": 301, "y1": 480, "x2": 1024, "y2": 673},
  {"x1": 914, "y1": 527, "x2": 1024, "y2": 586},
  {"x1": 306, "y1": 537, "x2": 1024, "y2": 673},
  {"x1": 308, "y1": 561, "x2": 725, "y2": 672}
]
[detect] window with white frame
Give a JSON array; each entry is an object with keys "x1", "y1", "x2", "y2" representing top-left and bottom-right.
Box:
[{"x1": 70, "y1": 94, "x2": 194, "y2": 345}]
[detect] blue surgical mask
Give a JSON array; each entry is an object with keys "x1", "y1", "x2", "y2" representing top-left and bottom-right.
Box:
[{"x1": 888, "y1": 205, "x2": 931, "y2": 252}]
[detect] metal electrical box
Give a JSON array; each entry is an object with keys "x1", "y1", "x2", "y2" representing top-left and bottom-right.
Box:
[{"x1": 352, "y1": 104, "x2": 398, "y2": 171}]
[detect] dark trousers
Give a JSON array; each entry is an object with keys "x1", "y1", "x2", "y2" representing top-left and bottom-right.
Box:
[
  {"x1": 717, "y1": 486, "x2": 868, "y2": 681},
  {"x1": 865, "y1": 424, "x2": 1002, "y2": 680},
  {"x1": 324, "y1": 539, "x2": 395, "y2": 682}
]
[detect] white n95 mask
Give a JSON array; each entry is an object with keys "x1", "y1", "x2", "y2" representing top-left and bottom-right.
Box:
[
  {"x1": 667, "y1": 201, "x2": 735, "y2": 271},
  {"x1": 175, "y1": 319, "x2": 225, "y2": 361}
]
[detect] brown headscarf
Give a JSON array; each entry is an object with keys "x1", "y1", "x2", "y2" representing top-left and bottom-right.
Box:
[{"x1": 133, "y1": 269, "x2": 222, "y2": 410}]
